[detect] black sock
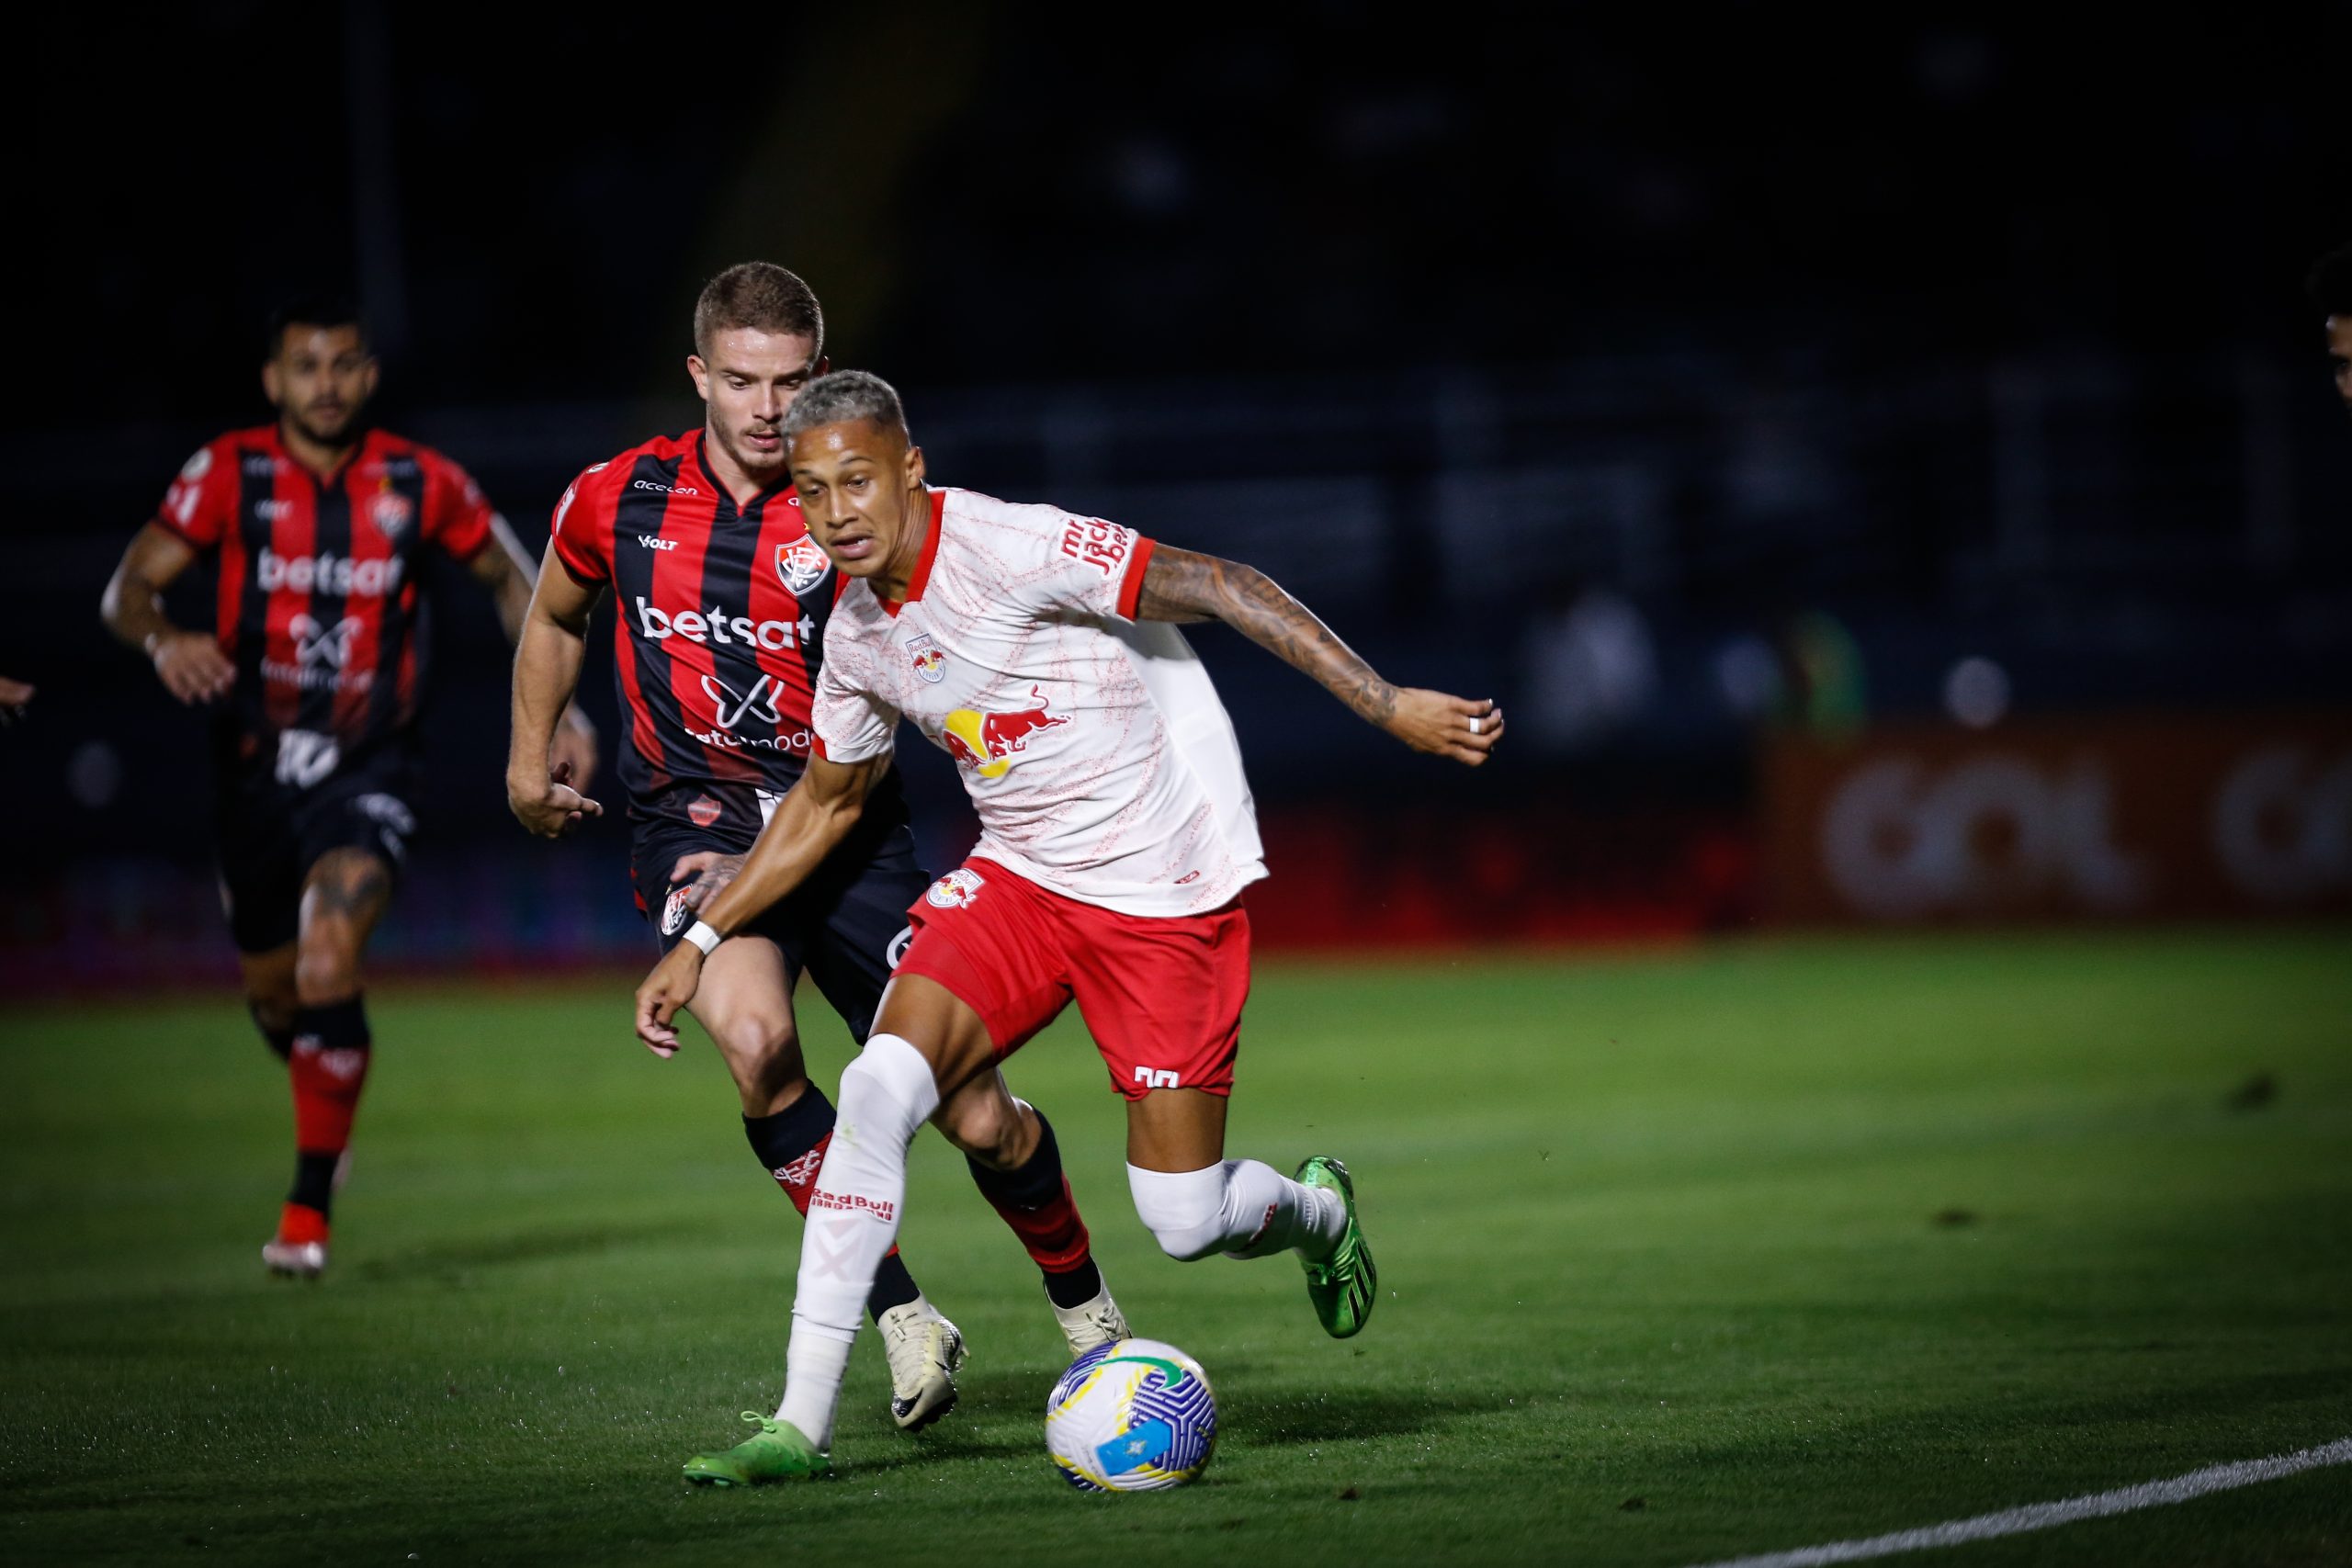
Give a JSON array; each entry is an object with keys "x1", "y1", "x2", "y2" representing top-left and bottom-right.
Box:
[
  {"x1": 967, "y1": 1108, "x2": 1103, "y2": 1309},
  {"x1": 745, "y1": 1088, "x2": 924, "y2": 1323},
  {"x1": 867, "y1": 1251, "x2": 922, "y2": 1318},
  {"x1": 250, "y1": 1002, "x2": 295, "y2": 1062},
  {"x1": 742, "y1": 1088, "x2": 837, "y2": 1187},
  {"x1": 288, "y1": 1150, "x2": 339, "y2": 1215}
]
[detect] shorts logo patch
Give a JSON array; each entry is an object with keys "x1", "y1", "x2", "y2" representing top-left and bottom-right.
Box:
[
  {"x1": 687, "y1": 795, "x2": 722, "y2": 828},
  {"x1": 886, "y1": 924, "x2": 914, "y2": 969},
  {"x1": 775, "y1": 536, "x2": 831, "y2": 596},
  {"x1": 661, "y1": 887, "x2": 692, "y2": 936},
  {"x1": 925, "y1": 868, "x2": 986, "y2": 909},
  {"x1": 908, "y1": 632, "x2": 946, "y2": 684},
  {"x1": 1133, "y1": 1066, "x2": 1182, "y2": 1090}
]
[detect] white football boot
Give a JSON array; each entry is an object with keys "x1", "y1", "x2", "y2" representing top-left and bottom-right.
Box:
[
  {"x1": 1052, "y1": 1282, "x2": 1132, "y2": 1359},
  {"x1": 261, "y1": 1235, "x2": 328, "y2": 1279},
  {"x1": 877, "y1": 1300, "x2": 967, "y2": 1431}
]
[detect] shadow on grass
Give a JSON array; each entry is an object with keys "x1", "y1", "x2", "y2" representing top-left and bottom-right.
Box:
[
  {"x1": 350, "y1": 1221, "x2": 684, "y2": 1281},
  {"x1": 826, "y1": 1369, "x2": 1504, "y2": 1478}
]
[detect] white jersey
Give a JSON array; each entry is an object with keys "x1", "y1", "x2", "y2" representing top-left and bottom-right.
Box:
[{"x1": 812, "y1": 487, "x2": 1266, "y2": 917}]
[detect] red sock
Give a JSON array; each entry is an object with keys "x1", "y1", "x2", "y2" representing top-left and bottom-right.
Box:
[{"x1": 288, "y1": 997, "x2": 371, "y2": 1217}]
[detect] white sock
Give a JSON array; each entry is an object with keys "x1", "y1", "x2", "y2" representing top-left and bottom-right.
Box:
[
  {"x1": 772, "y1": 1033, "x2": 939, "y2": 1449},
  {"x1": 1126, "y1": 1159, "x2": 1345, "y2": 1263}
]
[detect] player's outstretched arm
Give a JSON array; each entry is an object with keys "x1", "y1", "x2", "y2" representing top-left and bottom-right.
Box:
[
  {"x1": 477, "y1": 521, "x2": 600, "y2": 793},
  {"x1": 1134, "y1": 545, "x2": 1504, "y2": 766},
  {"x1": 100, "y1": 525, "x2": 235, "y2": 705},
  {"x1": 506, "y1": 540, "x2": 606, "y2": 838},
  {"x1": 632, "y1": 752, "x2": 892, "y2": 1054}
]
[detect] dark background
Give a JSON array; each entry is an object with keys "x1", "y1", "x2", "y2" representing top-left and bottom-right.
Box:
[{"x1": 5, "y1": 3, "x2": 2348, "y2": 976}]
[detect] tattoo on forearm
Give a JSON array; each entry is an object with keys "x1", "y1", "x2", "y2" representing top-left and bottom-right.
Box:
[{"x1": 1140, "y1": 549, "x2": 1396, "y2": 724}]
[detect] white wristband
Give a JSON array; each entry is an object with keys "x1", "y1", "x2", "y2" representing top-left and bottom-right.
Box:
[{"x1": 683, "y1": 920, "x2": 723, "y2": 956}]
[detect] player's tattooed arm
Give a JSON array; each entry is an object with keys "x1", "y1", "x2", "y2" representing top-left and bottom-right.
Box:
[
  {"x1": 1134, "y1": 545, "x2": 1505, "y2": 765},
  {"x1": 101, "y1": 525, "x2": 235, "y2": 705}
]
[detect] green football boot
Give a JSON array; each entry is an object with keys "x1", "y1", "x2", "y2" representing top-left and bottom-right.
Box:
[
  {"x1": 681, "y1": 1414, "x2": 830, "y2": 1486},
  {"x1": 1295, "y1": 1156, "x2": 1376, "y2": 1338}
]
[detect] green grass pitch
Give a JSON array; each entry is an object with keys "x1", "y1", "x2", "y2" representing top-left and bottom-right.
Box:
[{"x1": 4, "y1": 930, "x2": 2348, "y2": 1566}]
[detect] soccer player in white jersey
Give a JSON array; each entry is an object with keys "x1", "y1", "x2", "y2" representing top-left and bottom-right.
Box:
[{"x1": 634, "y1": 370, "x2": 1503, "y2": 1484}]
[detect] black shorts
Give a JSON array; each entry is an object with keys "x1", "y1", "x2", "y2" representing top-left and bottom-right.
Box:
[
  {"x1": 630, "y1": 813, "x2": 929, "y2": 1046},
  {"x1": 213, "y1": 741, "x2": 418, "y2": 954}
]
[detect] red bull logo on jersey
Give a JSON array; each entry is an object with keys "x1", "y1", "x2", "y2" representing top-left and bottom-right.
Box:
[
  {"x1": 908, "y1": 633, "x2": 946, "y2": 684},
  {"x1": 941, "y1": 686, "x2": 1071, "y2": 780},
  {"x1": 776, "y1": 536, "x2": 831, "y2": 596}
]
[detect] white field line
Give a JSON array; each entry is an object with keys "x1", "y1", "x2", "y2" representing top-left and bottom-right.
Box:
[{"x1": 1686, "y1": 1436, "x2": 2352, "y2": 1568}]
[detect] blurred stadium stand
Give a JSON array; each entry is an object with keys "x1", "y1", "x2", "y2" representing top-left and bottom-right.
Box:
[{"x1": 4, "y1": 6, "x2": 2346, "y2": 988}]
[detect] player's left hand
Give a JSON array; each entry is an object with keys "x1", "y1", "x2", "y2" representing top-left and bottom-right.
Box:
[
  {"x1": 0, "y1": 676, "x2": 31, "y2": 725},
  {"x1": 670, "y1": 851, "x2": 748, "y2": 913},
  {"x1": 634, "y1": 942, "x2": 705, "y2": 1058},
  {"x1": 1385, "y1": 690, "x2": 1504, "y2": 766},
  {"x1": 548, "y1": 713, "x2": 600, "y2": 795}
]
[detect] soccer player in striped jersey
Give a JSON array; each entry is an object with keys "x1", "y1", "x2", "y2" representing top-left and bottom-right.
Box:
[
  {"x1": 634, "y1": 369, "x2": 1501, "y2": 1484},
  {"x1": 506, "y1": 265, "x2": 1124, "y2": 1435},
  {"x1": 99, "y1": 296, "x2": 599, "y2": 1280}
]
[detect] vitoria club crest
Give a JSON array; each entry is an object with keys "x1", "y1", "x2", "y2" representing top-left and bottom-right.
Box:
[
  {"x1": 908, "y1": 632, "x2": 946, "y2": 683},
  {"x1": 661, "y1": 887, "x2": 692, "y2": 935},
  {"x1": 371, "y1": 489, "x2": 413, "y2": 540},
  {"x1": 776, "y1": 536, "x2": 831, "y2": 596}
]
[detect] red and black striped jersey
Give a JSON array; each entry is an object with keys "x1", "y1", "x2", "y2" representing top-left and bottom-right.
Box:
[
  {"x1": 153, "y1": 423, "x2": 495, "y2": 766},
  {"x1": 550, "y1": 429, "x2": 899, "y2": 840}
]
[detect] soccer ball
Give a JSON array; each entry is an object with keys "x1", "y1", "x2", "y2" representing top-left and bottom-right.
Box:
[{"x1": 1046, "y1": 1337, "x2": 1217, "y2": 1492}]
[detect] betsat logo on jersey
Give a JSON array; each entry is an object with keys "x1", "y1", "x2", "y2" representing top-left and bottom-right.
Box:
[
  {"x1": 634, "y1": 597, "x2": 812, "y2": 651},
  {"x1": 942, "y1": 686, "x2": 1071, "y2": 780}
]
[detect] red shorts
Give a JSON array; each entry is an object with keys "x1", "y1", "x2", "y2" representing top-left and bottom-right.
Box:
[{"x1": 894, "y1": 859, "x2": 1250, "y2": 1100}]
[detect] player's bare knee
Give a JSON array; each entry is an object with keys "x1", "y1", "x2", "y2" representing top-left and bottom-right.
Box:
[
  {"x1": 936, "y1": 1094, "x2": 1017, "y2": 1167},
  {"x1": 293, "y1": 937, "x2": 363, "y2": 1007},
  {"x1": 714, "y1": 1012, "x2": 807, "y2": 1111}
]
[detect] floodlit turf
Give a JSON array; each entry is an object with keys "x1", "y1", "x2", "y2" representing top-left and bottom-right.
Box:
[{"x1": 3, "y1": 930, "x2": 2348, "y2": 1567}]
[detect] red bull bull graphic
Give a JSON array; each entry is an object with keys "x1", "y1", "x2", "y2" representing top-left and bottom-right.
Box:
[{"x1": 942, "y1": 686, "x2": 1071, "y2": 780}]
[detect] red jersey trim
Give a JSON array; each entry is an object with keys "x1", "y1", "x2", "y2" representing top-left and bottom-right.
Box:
[
  {"x1": 1115, "y1": 535, "x2": 1158, "y2": 621},
  {"x1": 878, "y1": 490, "x2": 947, "y2": 619}
]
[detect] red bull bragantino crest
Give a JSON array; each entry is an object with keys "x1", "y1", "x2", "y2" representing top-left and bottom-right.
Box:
[
  {"x1": 942, "y1": 686, "x2": 1071, "y2": 780},
  {"x1": 908, "y1": 633, "x2": 946, "y2": 684}
]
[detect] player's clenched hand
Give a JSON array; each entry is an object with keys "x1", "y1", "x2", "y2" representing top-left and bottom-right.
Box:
[
  {"x1": 507, "y1": 760, "x2": 605, "y2": 839},
  {"x1": 547, "y1": 718, "x2": 600, "y2": 796},
  {"x1": 1385, "y1": 690, "x2": 1504, "y2": 766},
  {"x1": 634, "y1": 942, "x2": 704, "y2": 1057},
  {"x1": 670, "y1": 851, "x2": 747, "y2": 912},
  {"x1": 152, "y1": 630, "x2": 235, "y2": 705}
]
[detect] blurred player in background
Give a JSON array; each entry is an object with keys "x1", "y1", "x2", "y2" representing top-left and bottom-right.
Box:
[
  {"x1": 507, "y1": 265, "x2": 1125, "y2": 1434},
  {"x1": 2312, "y1": 242, "x2": 2352, "y2": 421},
  {"x1": 635, "y1": 370, "x2": 1502, "y2": 1483},
  {"x1": 99, "y1": 297, "x2": 598, "y2": 1279}
]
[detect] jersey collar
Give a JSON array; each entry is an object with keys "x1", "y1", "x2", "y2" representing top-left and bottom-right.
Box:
[{"x1": 876, "y1": 489, "x2": 946, "y2": 618}]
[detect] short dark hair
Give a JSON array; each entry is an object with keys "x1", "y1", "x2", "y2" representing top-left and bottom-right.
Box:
[
  {"x1": 266, "y1": 293, "x2": 365, "y2": 357},
  {"x1": 2306, "y1": 243, "x2": 2352, "y2": 317},
  {"x1": 780, "y1": 369, "x2": 909, "y2": 445},
  {"x1": 694, "y1": 262, "x2": 825, "y2": 359}
]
